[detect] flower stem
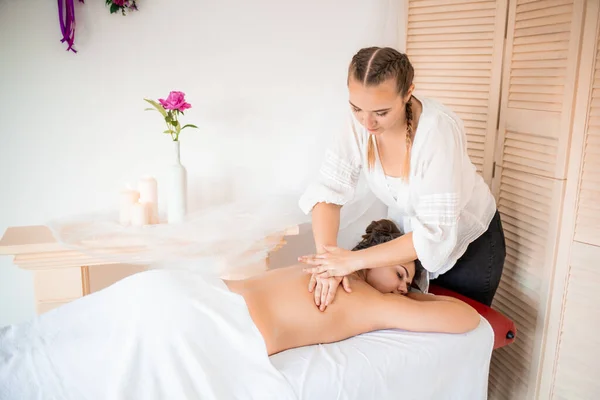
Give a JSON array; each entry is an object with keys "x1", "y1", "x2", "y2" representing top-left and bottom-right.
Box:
[{"x1": 164, "y1": 118, "x2": 174, "y2": 141}]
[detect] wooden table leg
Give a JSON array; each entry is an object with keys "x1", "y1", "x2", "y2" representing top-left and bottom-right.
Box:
[{"x1": 81, "y1": 266, "x2": 90, "y2": 296}]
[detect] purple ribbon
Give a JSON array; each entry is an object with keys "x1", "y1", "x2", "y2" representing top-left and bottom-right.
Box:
[{"x1": 57, "y1": 0, "x2": 84, "y2": 53}]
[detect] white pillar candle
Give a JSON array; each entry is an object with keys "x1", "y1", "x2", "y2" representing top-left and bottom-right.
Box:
[
  {"x1": 120, "y1": 189, "x2": 140, "y2": 226},
  {"x1": 139, "y1": 176, "x2": 159, "y2": 224},
  {"x1": 130, "y1": 202, "x2": 149, "y2": 226}
]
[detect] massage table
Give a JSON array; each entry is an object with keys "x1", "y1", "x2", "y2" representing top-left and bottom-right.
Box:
[
  {"x1": 0, "y1": 268, "x2": 516, "y2": 400},
  {"x1": 1, "y1": 224, "x2": 516, "y2": 399}
]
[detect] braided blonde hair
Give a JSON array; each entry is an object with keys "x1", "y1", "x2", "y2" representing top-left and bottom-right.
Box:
[{"x1": 348, "y1": 47, "x2": 415, "y2": 180}]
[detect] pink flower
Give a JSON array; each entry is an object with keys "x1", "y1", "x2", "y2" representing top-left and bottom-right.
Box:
[
  {"x1": 158, "y1": 91, "x2": 192, "y2": 112},
  {"x1": 113, "y1": 0, "x2": 126, "y2": 5}
]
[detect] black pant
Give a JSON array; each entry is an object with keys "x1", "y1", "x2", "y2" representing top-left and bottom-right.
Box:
[{"x1": 432, "y1": 210, "x2": 506, "y2": 306}]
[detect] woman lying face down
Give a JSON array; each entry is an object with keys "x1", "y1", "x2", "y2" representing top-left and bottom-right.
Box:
[
  {"x1": 351, "y1": 219, "x2": 424, "y2": 296},
  {"x1": 224, "y1": 219, "x2": 479, "y2": 356},
  {"x1": 300, "y1": 220, "x2": 426, "y2": 312}
]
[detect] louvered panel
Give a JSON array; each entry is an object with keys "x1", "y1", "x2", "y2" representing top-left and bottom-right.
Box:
[
  {"x1": 411, "y1": 75, "x2": 491, "y2": 84},
  {"x1": 513, "y1": 31, "x2": 571, "y2": 46},
  {"x1": 407, "y1": 31, "x2": 496, "y2": 43},
  {"x1": 553, "y1": 242, "x2": 600, "y2": 399},
  {"x1": 491, "y1": 356, "x2": 528, "y2": 392},
  {"x1": 409, "y1": 54, "x2": 493, "y2": 64},
  {"x1": 516, "y1": 0, "x2": 572, "y2": 13},
  {"x1": 417, "y1": 93, "x2": 490, "y2": 107},
  {"x1": 408, "y1": 0, "x2": 496, "y2": 16},
  {"x1": 413, "y1": 89, "x2": 490, "y2": 100},
  {"x1": 490, "y1": 166, "x2": 565, "y2": 399},
  {"x1": 508, "y1": 1, "x2": 573, "y2": 112},
  {"x1": 449, "y1": 104, "x2": 489, "y2": 115},
  {"x1": 496, "y1": 0, "x2": 578, "y2": 295},
  {"x1": 489, "y1": 347, "x2": 530, "y2": 399},
  {"x1": 410, "y1": 43, "x2": 493, "y2": 56},
  {"x1": 516, "y1": 3, "x2": 574, "y2": 22},
  {"x1": 575, "y1": 36, "x2": 600, "y2": 246},
  {"x1": 407, "y1": 0, "x2": 505, "y2": 184},
  {"x1": 546, "y1": 4, "x2": 600, "y2": 398},
  {"x1": 407, "y1": 6, "x2": 495, "y2": 22},
  {"x1": 468, "y1": 149, "x2": 484, "y2": 173},
  {"x1": 403, "y1": 68, "x2": 492, "y2": 78},
  {"x1": 409, "y1": 24, "x2": 495, "y2": 36},
  {"x1": 495, "y1": 1, "x2": 585, "y2": 399},
  {"x1": 415, "y1": 82, "x2": 490, "y2": 93},
  {"x1": 494, "y1": 286, "x2": 537, "y2": 342},
  {"x1": 501, "y1": 251, "x2": 542, "y2": 297},
  {"x1": 464, "y1": 118, "x2": 487, "y2": 130},
  {"x1": 493, "y1": 343, "x2": 533, "y2": 379},
  {"x1": 409, "y1": 16, "x2": 496, "y2": 30},
  {"x1": 412, "y1": 62, "x2": 492, "y2": 70},
  {"x1": 503, "y1": 130, "x2": 559, "y2": 176}
]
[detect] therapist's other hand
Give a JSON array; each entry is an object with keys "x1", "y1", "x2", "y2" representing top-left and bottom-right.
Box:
[
  {"x1": 299, "y1": 245, "x2": 364, "y2": 278},
  {"x1": 308, "y1": 274, "x2": 351, "y2": 311}
]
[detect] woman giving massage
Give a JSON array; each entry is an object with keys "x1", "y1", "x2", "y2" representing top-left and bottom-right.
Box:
[
  {"x1": 0, "y1": 219, "x2": 480, "y2": 399},
  {"x1": 298, "y1": 46, "x2": 506, "y2": 310}
]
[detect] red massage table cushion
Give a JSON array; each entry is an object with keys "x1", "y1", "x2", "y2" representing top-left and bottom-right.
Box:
[{"x1": 428, "y1": 285, "x2": 516, "y2": 350}]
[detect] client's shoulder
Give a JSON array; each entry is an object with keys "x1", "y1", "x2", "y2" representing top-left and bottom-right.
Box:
[{"x1": 347, "y1": 274, "x2": 383, "y2": 294}]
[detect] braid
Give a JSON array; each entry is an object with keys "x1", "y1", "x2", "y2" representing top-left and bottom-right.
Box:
[
  {"x1": 403, "y1": 99, "x2": 414, "y2": 180},
  {"x1": 348, "y1": 47, "x2": 379, "y2": 85},
  {"x1": 367, "y1": 135, "x2": 376, "y2": 170},
  {"x1": 372, "y1": 55, "x2": 402, "y2": 83}
]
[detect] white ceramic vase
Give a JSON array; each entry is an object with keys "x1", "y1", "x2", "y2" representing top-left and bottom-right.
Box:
[{"x1": 167, "y1": 140, "x2": 187, "y2": 223}]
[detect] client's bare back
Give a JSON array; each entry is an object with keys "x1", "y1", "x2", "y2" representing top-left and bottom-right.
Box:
[
  {"x1": 225, "y1": 265, "x2": 387, "y2": 355},
  {"x1": 226, "y1": 264, "x2": 480, "y2": 356}
]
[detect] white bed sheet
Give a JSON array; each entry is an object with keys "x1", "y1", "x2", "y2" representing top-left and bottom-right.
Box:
[
  {"x1": 1, "y1": 269, "x2": 493, "y2": 400},
  {"x1": 0, "y1": 270, "x2": 297, "y2": 400},
  {"x1": 271, "y1": 317, "x2": 494, "y2": 400}
]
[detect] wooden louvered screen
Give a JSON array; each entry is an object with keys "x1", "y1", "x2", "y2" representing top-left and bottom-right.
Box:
[
  {"x1": 574, "y1": 32, "x2": 600, "y2": 247},
  {"x1": 405, "y1": 0, "x2": 507, "y2": 185},
  {"x1": 553, "y1": 243, "x2": 600, "y2": 399},
  {"x1": 491, "y1": 1, "x2": 583, "y2": 399},
  {"x1": 552, "y1": 9, "x2": 600, "y2": 398}
]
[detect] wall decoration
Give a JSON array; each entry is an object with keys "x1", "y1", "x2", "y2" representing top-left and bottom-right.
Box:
[
  {"x1": 106, "y1": 0, "x2": 138, "y2": 16},
  {"x1": 57, "y1": 0, "x2": 139, "y2": 53},
  {"x1": 57, "y1": 0, "x2": 84, "y2": 53}
]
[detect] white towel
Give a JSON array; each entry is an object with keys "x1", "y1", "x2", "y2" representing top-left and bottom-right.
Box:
[{"x1": 0, "y1": 269, "x2": 296, "y2": 400}]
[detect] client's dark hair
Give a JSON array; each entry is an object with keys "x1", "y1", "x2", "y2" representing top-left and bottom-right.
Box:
[{"x1": 352, "y1": 219, "x2": 425, "y2": 290}]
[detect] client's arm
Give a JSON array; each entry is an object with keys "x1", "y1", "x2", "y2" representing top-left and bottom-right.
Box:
[{"x1": 376, "y1": 293, "x2": 480, "y2": 334}]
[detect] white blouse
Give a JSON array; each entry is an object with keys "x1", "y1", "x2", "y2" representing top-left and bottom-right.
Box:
[{"x1": 299, "y1": 96, "x2": 497, "y2": 281}]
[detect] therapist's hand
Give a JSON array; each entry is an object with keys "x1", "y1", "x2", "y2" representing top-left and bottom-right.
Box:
[
  {"x1": 308, "y1": 274, "x2": 351, "y2": 311},
  {"x1": 299, "y1": 245, "x2": 364, "y2": 278}
]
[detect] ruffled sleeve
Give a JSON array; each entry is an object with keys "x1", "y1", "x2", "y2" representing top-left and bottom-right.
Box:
[
  {"x1": 411, "y1": 115, "x2": 465, "y2": 275},
  {"x1": 299, "y1": 114, "x2": 364, "y2": 214}
]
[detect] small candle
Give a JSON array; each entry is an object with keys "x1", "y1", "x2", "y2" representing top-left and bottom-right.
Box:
[
  {"x1": 139, "y1": 176, "x2": 158, "y2": 224},
  {"x1": 130, "y1": 202, "x2": 149, "y2": 226},
  {"x1": 120, "y1": 189, "x2": 140, "y2": 226}
]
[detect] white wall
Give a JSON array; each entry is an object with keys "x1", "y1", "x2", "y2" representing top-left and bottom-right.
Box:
[{"x1": 0, "y1": 0, "x2": 403, "y2": 326}]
